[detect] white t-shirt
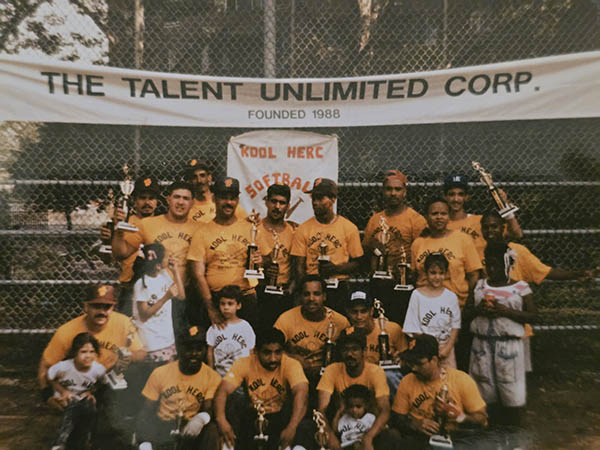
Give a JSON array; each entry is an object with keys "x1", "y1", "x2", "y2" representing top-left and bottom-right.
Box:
[
  {"x1": 133, "y1": 269, "x2": 175, "y2": 352},
  {"x1": 47, "y1": 359, "x2": 107, "y2": 396},
  {"x1": 337, "y1": 412, "x2": 376, "y2": 447},
  {"x1": 403, "y1": 288, "x2": 461, "y2": 345},
  {"x1": 206, "y1": 319, "x2": 256, "y2": 377}
]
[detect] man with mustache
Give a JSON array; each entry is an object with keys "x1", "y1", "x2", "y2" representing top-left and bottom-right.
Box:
[
  {"x1": 316, "y1": 331, "x2": 396, "y2": 450},
  {"x1": 184, "y1": 158, "x2": 247, "y2": 223},
  {"x1": 99, "y1": 176, "x2": 160, "y2": 316},
  {"x1": 188, "y1": 177, "x2": 260, "y2": 329},
  {"x1": 255, "y1": 184, "x2": 298, "y2": 329},
  {"x1": 290, "y1": 178, "x2": 364, "y2": 313},
  {"x1": 136, "y1": 327, "x2": 221, "y2": 450},
  {"x1": 214, "y1": 328, "x2": 310, "y2": 450}
]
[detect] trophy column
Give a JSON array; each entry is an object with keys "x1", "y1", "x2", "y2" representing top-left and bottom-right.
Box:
[
  {"x1": 373, "y1": 299, "x2": 400, "y2": 370},
  {"x1": 472, "y1": 161, "x2": 519, "y2": 218},
  {"x1": 253, "y1": 401, "x2": 269, "y2": 450},
  {"x1": 393, "y1": 247, "x2": 414, "y2": 291},
  {"x1": 318, "y1": 240, "x2": 338, "y2": 289},
  {"x1": 264, "y1": 230, "x2": 283, "y2": 295},
  {"x1": 116, "y1": 164, "x2": 139, "y2": 232},
  {"x1": 313, "y1": 410, "x2": 329, "y2": 450},
  {"x1": 429, "y1": 382, "x2": 454, "y2": 449},
  {"x1": 245, "y1": 210, "x2": 265, "y2": 280},
  {"x1": 320, "y1": 309, "x2": 335, "y2": 375},
  {"x1": 373, "y1": 216, "x2": 393, "y2": 280}
]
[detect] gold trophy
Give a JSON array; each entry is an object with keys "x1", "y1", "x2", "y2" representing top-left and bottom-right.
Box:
[
  {"x1": 313, "y1": 409, "x2": 329, "y2": 450},
  {"x1": 253, "y1": 401, "x2": 269, "y2": 448},
  {"x1": 264, "y1": 230, "x2": 283, "y2": 295},
  {"x1": 244, "y1": 210, "x2": 265, "y2": 279},
  {"x1": 373, "y1": 299, "x2": 400, "y2": 370},
  {"x1": 116, "y1": 164, "x2": 139, "y2": 232},
  {"x1": 318, "y1": 240, "x2": 338, "y2": 289},
  {"x1": 373, "y1": 216, "x2": 393, "y2": 279},
  {"x1": 429, "y1": 383, "x2": 454, "y2": 449},
  {"x1": 393, "y1": 247, "x2": 414, "y2": 291},
  {"x1": 472, "y1": 161, "x2": 519, "y2": 218},
  {"x1": 98, "y1": 188, "x2": 115, "y2": 255},
  {"x1": 320, "y1": 309, "x2": 335, "y2": 376}
]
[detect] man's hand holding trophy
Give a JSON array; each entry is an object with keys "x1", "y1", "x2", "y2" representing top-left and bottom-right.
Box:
[
  {"x1": 245, "y1": 210, "x2": 265, "y2": 280},
  {"x1": 472, "y1": 161, "x2": 519, "y2": 219}
]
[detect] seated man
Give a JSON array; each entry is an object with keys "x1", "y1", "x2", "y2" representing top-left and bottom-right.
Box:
[
  {"x1": 317, "y1": 331, "x2": 397, "y2": 450},
  {"x1": 136, "y1": 327, "x2": 221, "y2": 450},
  {"x1": 391, "y1": 334, "x2": 488, "y2": 449},
  {"x1": 214, "y1": 328, "x2": 311, "y2": 450}
]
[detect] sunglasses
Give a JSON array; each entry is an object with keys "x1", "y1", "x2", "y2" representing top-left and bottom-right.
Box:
[{"x1": 88, "y1": 303, "x2": 113, "y2": 311}]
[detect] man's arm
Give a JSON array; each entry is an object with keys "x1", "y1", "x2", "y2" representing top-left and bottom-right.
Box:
[
  {"x1": 136, "y1": 398, "x2": 159, "y2": 441},
  {"x1": 292, "y1": 255, "x2": 306, "y2": 283},
  {"x1": 111, "y1": 229, "x2": 138, "y2": 260},
  {"x1": 190, "y1": 260, "x2": 223, "y2": 328},
  {"x1": 362, "y1": 396, "x2": 390, "y2": 450},
  {"x1": 279, "y1": 382, "x2": 309, "y2": 448},
  {"x1": 38, "y1": 358, "x2": 51, "y2": 388},
  {"x1": 214, "y1": 379, "x2": 238, "y2": 448}
]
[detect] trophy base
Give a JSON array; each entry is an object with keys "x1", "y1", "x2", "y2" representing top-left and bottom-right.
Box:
[
  {"x1": 99, "y1": 244, "x2": 112, "y2": 254},
  {"x1": 373, "y1": 271, "x2": 393, "y2": 280},
  {"x1": 116, "y1": 221, "x2": 139, "y2": 232},
  {"x1": 498, "y1": 204, "x2": 519, "y2": 218},
  {"x1": 429, "y1": 434, "x2": 454, "y2": 449},
  {"x1": 394, "y1": 283, "x2": 414, "y2": 291},
  {"x1": 245, "y1": 269, "x2": 265, "y2": 279},
  {"x1": 106, "y1": 371, "x2": 128, "y2": 390},
  {"x1": 325, "y1": 278, "x2": 339, "y2": 289},
  {"x1": 264, "y1": 285, "x2": 284, "y2": 295},
  {"x1": 379, "y1": 361, "x2": 401, "y2": 370},
  {"x1": 253, "y1": 436, "x2": 269, "y2": 442}
]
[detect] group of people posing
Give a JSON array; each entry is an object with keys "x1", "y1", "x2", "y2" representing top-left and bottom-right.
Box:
[{"x1": 38, "y1": 160, "x2": 592, "y2": 450}]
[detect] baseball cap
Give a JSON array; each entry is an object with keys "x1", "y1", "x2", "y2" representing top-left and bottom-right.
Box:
[
  {"x1": 306, "y1": 178, "x2": 338, "y2": 197},
  {"x1": 383, "y1": 169, "x2": 407, "y2": 185},
  {"x1": 85, "y1": 284, "x2": 116, "y2": 304},
  {"x1": 180, "y1": 326, "x2": 207, "y2": 346},
  {"x1": 212, "y1": 177, "x2": 240, "y2": 196},
  {"x1": 184, "y1": 158, "x2": 211, "y2": 178},
  {"x1": 132, "y1": 176, "x2": 161, "y2": 197},
  {"x1": 401, "y1": 334, "x2": 439, "y2": 363},
  {"x1": 266, "y1": 183, "x2": 291, "y2": 201},
  {"x1": 346, "y1": 290, "x2": 373, "y2": 308},
  {"x1": 443, "y1": 174, "x2": 469, "y2": 192},
  {"x1": 336, "y1": 328, "x2": 367, "y2": 350}
]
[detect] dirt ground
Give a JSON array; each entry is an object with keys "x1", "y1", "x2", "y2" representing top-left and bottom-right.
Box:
[{"x1": 1, "y1": 331, "x2": 599, "y2": 450}]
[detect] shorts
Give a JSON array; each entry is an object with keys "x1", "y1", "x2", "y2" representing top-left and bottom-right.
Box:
[{"x1": 469, "y1": 335, "x2": 526, "y2": 407}]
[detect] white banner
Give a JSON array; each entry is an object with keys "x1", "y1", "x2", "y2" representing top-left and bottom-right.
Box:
[
  {"x1": 1, "y1": 52, "x2": 600, "y2": 127},
  {"x1": 227, "y1": 130, "x2": 338, "y2": 223}
]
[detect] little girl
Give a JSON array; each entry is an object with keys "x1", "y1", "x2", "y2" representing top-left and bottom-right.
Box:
[
  {"x1": 333, "y1": 384, "x2": 376, "y2": 449},
  {"x1": 403, "y1": 253, "x2": 461, "y2": 368},
  {"x1": 47, "y1": 332, "x2": 107, "y2": 450},
  {"x1": 132, "y1": 242, "x2": 183, "y2": 365},
  {"x1": 469, "y1": 241, "x2": 537, "y2": 427}
]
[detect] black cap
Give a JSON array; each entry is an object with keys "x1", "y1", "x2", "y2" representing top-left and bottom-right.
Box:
[
  {"x1": 132, "y1": 176, "x2": 161, "y2": 197},
  {"x1": 443, "y1": 174, "x2": 469, "y2": 192},
  {"x1": 401, "y1": 334, "x2": 439, "y2": 363},
  {"x1": 266, "y1": 184, "x2": 291, "y2": 202},
  {"x1": 180, "y1": 326, "x2": 207, "y2": 346},
  {"x1": 185, "y1": 158, "x2": 211, "y2": 178},
  {"x1": 337, "y1": 328, "x2": 367, "y2": 350},
  {"x1": 306, "y1": 178, "x2": 338, "y2": 197},
  {"x1": 212, "y1": 177, "x2": 240, "y2": 196},
  {"x1": 346, "y1": 290, "x2": 373, "y2": 308}
]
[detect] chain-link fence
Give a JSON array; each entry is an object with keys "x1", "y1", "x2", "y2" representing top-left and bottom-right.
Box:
[{"x1": 1, "y1": 0, "x2": 599, "y2": 332}]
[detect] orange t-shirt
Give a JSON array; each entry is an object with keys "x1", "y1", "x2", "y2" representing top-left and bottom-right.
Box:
[
  {"x1": 256, "y1": 221, "x2": 295, "y2": 285},
  {"x1": 318, "y1": 362, "x2": 390, "y2": 398},
  {"x1": 447, "y1": 214, "x2": 485, "y2": 258},
  {"x1": 189, "y1": 197, "x2": 248, "y2": 224},
  {"x1": 119, "y1": 215, "x2": 143, "y2": 283},
  {"x1": 343, "y1": 322, "x2": 408, "y2": 365}
]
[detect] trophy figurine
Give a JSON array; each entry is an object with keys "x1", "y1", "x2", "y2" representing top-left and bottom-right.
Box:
[
  {"x1": 98, "y1": 188, "x2": 116, "y2": 254},
  {"x1": 264, "y1": 230, "x2": 283, "y2": 295},
  {"x1": 106, "y1": 319, "x2": 135, "y2": 390},
  {"x1": 313, "y1": 410, "x2": 328, "y2": 450},
  {"x1": 393, "y1": 247, "x2": 414, "y2": 291},
  {"x1": 253, "y1": 401, "x2": 269, "y2": 449},
  {"x1": 429, "y1": 384, "x2": 454, "y2": 449},
  {"x1": 116, "y1": 164, "x2": 139, "y2": 232},
  {"x1": 317, "y1": 240, "x2": 338, "y2": 289},
  {"x1": 320, "y1": 309, "x2": 335, "y2": 376},
  {"x1": 170, "y1": 399, "x2": 185, "y2": 442},
  {"x1": 373, "y1": 216, "x2": 393, "y2": 279},
  {"x1": 245, "y1": 210, "x2": 265, "y2": 279},
  {"x1": 373, "y1": 299, "x2": 400, "y2": 370},
  {"x1": 472, "y1": 161, "x2": 519, "y2": 218}
]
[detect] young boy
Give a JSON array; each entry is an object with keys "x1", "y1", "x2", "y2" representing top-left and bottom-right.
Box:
[
  {"x1": 206, "y1": 285, "x2": 256, "y2": 377},
  {"x1": 333, "y1": 384, "x2": 376, "y2": 449}
]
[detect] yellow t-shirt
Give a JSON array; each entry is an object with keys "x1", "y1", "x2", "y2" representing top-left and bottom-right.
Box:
[
  {"x1": 290, "y1": 216, "x2": 364, "y2": 280},
  {"x1": 42, "y1": 312, "x2": 143, "y2": 370},
  {"x1": 142, "y1": 361, "x2": 221, "y2": 421},
  {"x1": 392, "y1": 368, "x2": 485, "y2": 432},
  {"x1": 119, "y1": 215, "x2": 143, "y2": 283},
  {"x1": 447, "y1": 214, "x2": 485, "y2": 259},
  {"x1": 256, "y1": 221, "x2": 295, "y2": 285},
  {"x1": 274, "y1": 306, "x2": 350, "y2": 371},
  {"x1": 411, "y1": 231, "x2": 482, "y2": 307},
  {"x1": 189, "y1": 197, "x2": 248, "y2": 224},
  {"x1": 343, "y1": 322, "x2": 408, "y2": 365},
  {"x1": 317, "y1": 362, "x2": 390, "y2": 398},
  {"x1": 363, "y1": 208, "x2": 427, "y2": 268},
  {"x1": 124, "y1": 214, "x2": 199, "y2": 284},
  {"x1": 224, "y1": 354, "x2": 308, "y2": 414},
  {"x1": 187, "y1": 219, "x2": 254, "y2": 292},
  {"x1": 508, "y1": 242, "x2": 551, "y2": 285}
]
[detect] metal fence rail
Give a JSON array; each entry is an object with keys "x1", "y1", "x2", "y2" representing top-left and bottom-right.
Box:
[{"x1": 1, "y1": 0, "x2": 599, "y2": 332}]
